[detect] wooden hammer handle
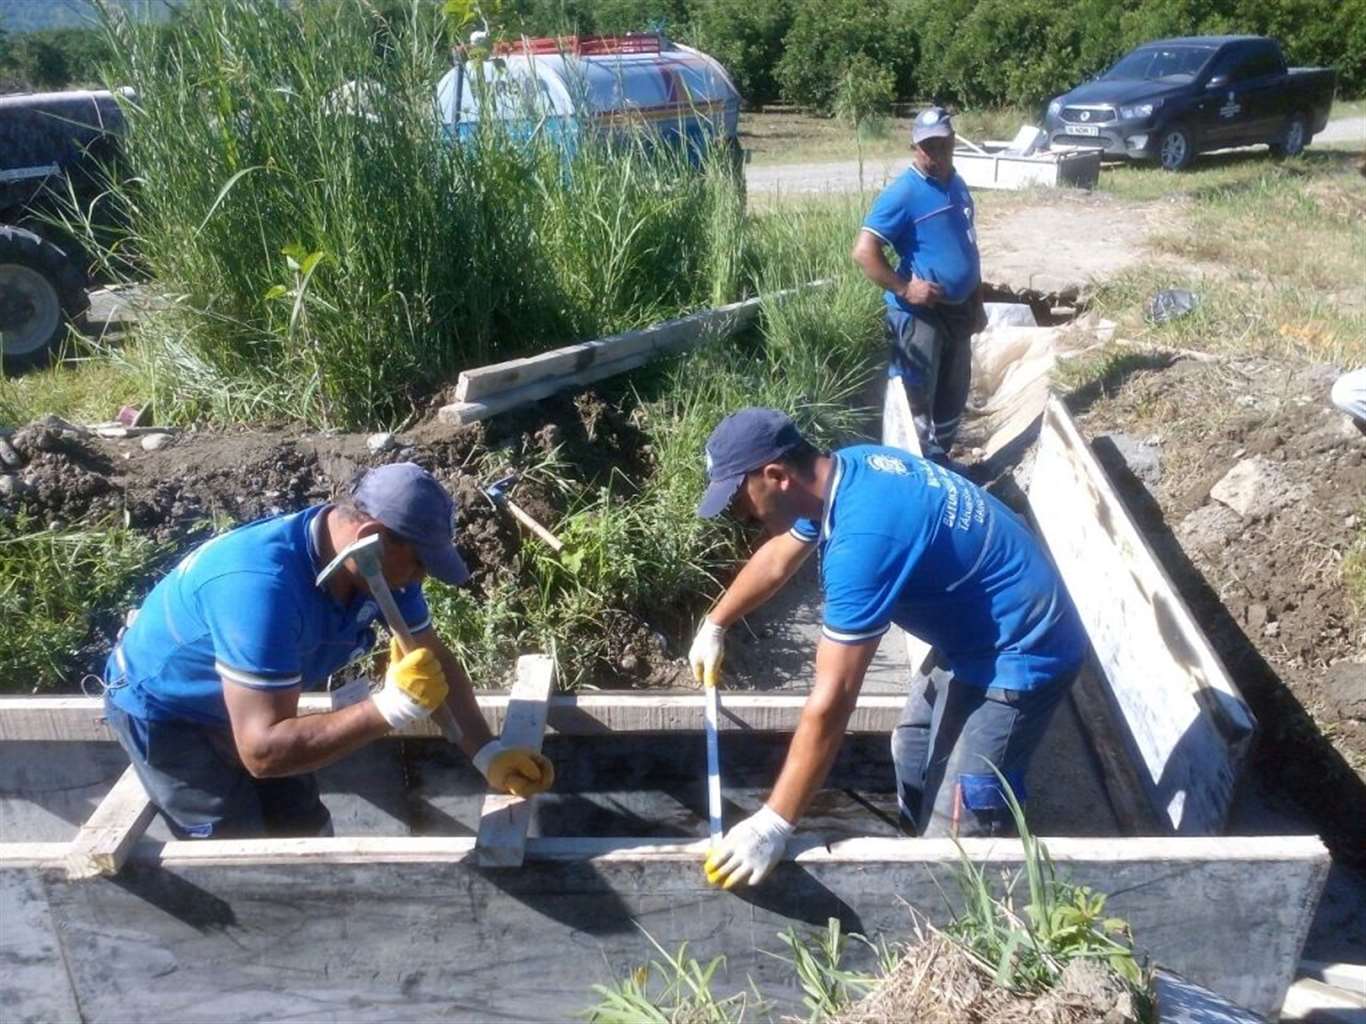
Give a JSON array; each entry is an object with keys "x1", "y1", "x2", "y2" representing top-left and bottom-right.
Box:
[
  {"x1": 505, "y1": 499, "x2": 564, "y2": 552},
  {"x1": 369, "y1": 574, "x2": 463, "y2": 745}
]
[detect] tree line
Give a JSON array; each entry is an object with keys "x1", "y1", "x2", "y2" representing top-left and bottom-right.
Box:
[{"x1": 3, "y1": 0, "x2": 1362, "y2": 108}]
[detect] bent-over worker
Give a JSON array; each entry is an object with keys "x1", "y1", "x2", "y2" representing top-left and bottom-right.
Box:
[
  {"x1": 851, "y1": 105, "x2": 985, "y2": 465},
  {"x1": 103, "y1": 462, "x2": 553, "y2": 838},
  {"x1": 689, "y1": 410, "x2": 1087, "y2": 888}
]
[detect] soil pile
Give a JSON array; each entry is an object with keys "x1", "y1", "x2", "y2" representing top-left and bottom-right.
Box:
[
  {"x1": 1073, "y1": 356, "x2": 1366, "y2": 863},
  {"x1": 0, "y1": 388, "x2": 688, "y2": 689}
]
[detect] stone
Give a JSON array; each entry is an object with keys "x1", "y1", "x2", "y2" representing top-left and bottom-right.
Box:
[
  {"x1": 1246, "y1": 603, "x2": 1268, "y2": 631},
  {"x1": 1177, "y1": 502, "x2": 1243, "y2": 553},
  {"x1": 0, "y1": 474, "x2": 24, "y2": 500},
  {"x1": 1209, "y1": 455, "x2": 1310, "y2": 520},
  {"x1": 0, "y1": 436, "x2": 21, "y2": 469},
  {"x1": 141, "y1": 432, "x2": 174, "y2": 452},
  {"x1": 1095, "y1": 432, "x2": 1162, "y2": 487},
  {"x1": 367, "y1": 432, "x2": 396, "y2": 455},
  {"x1": 1263, "y1": 621, "x2": 1280, "y2": 639}
]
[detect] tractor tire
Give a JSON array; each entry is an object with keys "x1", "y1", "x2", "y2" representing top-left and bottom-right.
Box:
[
  {"x1": 1157, "y1": 124, "x2": 1195, "y2": 172},
  {"x1": 1270, "y1": 112, "x2": 1310, "y2": 159},
  {"x1": 0, "y1": 225, "x2": 89, "y2": 374}
]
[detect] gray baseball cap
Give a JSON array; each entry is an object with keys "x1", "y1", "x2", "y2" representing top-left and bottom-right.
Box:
[
  {"x1": 911, "y1": 106, "x2": 954, "y2": 144},
  {"x1": 697, "y1": 408, "x2": 804, "y2": 519},
  {"x1": 352, "y1": 462, "x2": 470, "y2": 585}
]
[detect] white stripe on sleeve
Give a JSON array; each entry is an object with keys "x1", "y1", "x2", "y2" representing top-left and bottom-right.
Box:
[
  {"x1": 822, "y1": 623, "x2": 891, "y2": 645},
  {"x1": 216, "y1": 662, "x2": 304, "y2": 690}
]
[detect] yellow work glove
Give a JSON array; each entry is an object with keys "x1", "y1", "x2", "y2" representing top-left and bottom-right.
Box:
[
  {"x1": 689, "y1": 618, "x2": 727, "y2": 688},
  {"x1": 473, "y1": 741, "x2": 556, "y2": 797},
  {"x1": 371, "y1": 637, "x2": 448, "y2": 730},
  {"x1": 704, "y1": 805, "x2": 794, "y2": 889}
]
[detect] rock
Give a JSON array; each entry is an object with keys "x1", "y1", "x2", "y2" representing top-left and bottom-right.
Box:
[
  {"x1": 141, "y1": 432, "x2": 175, "y2": 452},
  {"x1": 1263, "y1": 620, "x2": 1280, "y2": 638},
  {"x1": 0, "y1": 474, "x2": 27, "y2": 500},
  {"x1": 367, "y1": 432, "x2": 396, "y2": 455},
  {"x1": 1095, "y1": 432, "x2": 1162, "y2": 487},
  {"x1": 618, "y1": 653, "x2": 640, "y2": 673},
  {"x1": 1246, "y1": 603, "x2": 1268, "y2": 631},
  {"x1": 1209, "y1": 455, "x2": 1309, "y2": 519},
  {"x1": 0, "y1": 436, "x2": 21, "y2": 469},
  {"x1": 1177, "y1": 503, "x2": 1243, "y2": 552}
]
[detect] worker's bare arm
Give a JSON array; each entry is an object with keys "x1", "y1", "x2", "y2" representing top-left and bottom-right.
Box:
[
  {"x1": 709, "y1": 531, "x2": 813, "y2": 627},
  {"x1": 414, "y1": 629, "x2": 498, "y2": 760},
  {"x1": 223, "y1": 681, "x2": 389, "y2": 778},
  {"x1": 850, "y1": 230, "x2": 942, "y2": 306},
  {"x1": 766, "y1": 635, "x2": 880, "y2": 823}
]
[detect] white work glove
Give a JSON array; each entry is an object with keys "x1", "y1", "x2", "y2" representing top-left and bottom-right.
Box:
[
  {"x1": 704, "y1": 804, "x2": 794, "y2": 889},
  {"x1": 371, "y1": 638, "x2": 449, "y2": 730},
  {"x1": 473, "y1": 740, "x2": 556, "y2": 797},
  {"x1": 689, "y1": 618, "x2": 727, "y2": 688}
]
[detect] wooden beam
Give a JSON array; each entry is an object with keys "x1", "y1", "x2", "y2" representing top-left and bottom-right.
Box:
[
  {"x1": 1028, "y1": 396, "x2": 1257, "y2": 834},
  {"x1": 64, "y1": 765, "x2": 155, "y2": 880},
  {"x1": 0, "y1": 843, "x2": 70, "y2": 868},
  {"x1": 475, "y1": 655, "x2": 554, "y2": 867},
  {"x1": 0, "y1": 693, "x2": 906, "y2": 742}
]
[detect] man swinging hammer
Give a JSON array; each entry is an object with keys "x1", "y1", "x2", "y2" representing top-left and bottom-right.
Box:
[{"x1": 103, "y1": 462, "x2": 553, "y2": 839}]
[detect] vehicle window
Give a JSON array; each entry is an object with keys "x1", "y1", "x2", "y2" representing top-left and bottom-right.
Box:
[
  {"x1": 1103, "y1": 46, "x2": 1214, "y2": 82},
  {"x1": 1207, "y1": 45, "x2": 1280, "y2": 84}
]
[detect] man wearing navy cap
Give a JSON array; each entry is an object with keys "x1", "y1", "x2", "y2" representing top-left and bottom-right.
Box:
[
  {"x1": 103, "y1": 462, "x2": 553, "y2": 838},
  {"x1": 851, "y1": 106, "x2": 984, "y2": 464},
  {"x1": 691, "y1": 410, "x2": 1087, "y2": 888}
]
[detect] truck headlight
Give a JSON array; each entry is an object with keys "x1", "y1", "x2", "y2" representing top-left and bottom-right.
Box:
[
  {"x1": 1120, "y1": 101, "x2": 1158, "y2": 120},
  {"x1": 1047, "y1": 98, "x2": 1063, "y2": 117}
]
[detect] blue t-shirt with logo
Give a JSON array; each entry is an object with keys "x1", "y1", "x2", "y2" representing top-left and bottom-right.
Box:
[
  {"x1": 106, "y1": 505, "x2": 431, "y2": 725},
  {"x1": 791, "y1": 446, "x2": 1085, "y2": 690},
  {"x1": 863, "y1": 166, "x2": 981, "y2": 313}
]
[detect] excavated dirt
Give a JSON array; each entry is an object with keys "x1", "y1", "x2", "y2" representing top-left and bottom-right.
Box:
[
  {"x1": 1070, "y1": 355, "x2": 1366, "y2": 864},
  {"x1": 0, "y1": 387, "x2": 688, "y2": 690}
]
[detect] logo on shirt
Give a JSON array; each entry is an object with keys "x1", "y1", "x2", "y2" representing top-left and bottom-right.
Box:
[{"x1": 866, "y1": 453, "x2": 910, "y2": 476}]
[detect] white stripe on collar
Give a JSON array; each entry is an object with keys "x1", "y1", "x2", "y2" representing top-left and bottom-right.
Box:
[{"x1": 821, "y1": 454, "x2": 846, "y2": 542}]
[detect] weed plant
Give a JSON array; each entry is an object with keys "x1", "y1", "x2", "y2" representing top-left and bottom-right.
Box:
[
  {"x1": 0, "y1": 513, "x2": 167, "y2": 690},
  {"x1": 85, "y1": 0, "x2": 747, "y2": 429}
]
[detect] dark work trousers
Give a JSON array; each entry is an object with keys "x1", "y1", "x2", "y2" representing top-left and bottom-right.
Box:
[
  {"x1": 105, "y1": 696, "x2": 334, "y2": 839},
  {"x1": 885, "y1": 302, "x2": 976, "y2": 464},
  {"x1": 890, "y1": 652, "x2": 1077, "y2": 838}
]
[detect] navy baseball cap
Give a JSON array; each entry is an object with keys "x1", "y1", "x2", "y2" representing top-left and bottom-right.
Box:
[
  {"x1": 697, "y1": 408, "x2": 804, "y2": 519},
  {"x1": 911, "y1": 106, "x2": 954, "y2": 144},
  {"x1": 352, "y1": 462, "x2": 470, "y2": 585}
]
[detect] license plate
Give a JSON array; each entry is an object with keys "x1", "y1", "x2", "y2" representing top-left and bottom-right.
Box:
[{"x1": 1070, "y1": 125, "x2": 1100, "y2": 137}]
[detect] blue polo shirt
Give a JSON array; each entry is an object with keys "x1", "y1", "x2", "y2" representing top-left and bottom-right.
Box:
[
  {"x1": 106, "y1": 505, "x2": 431, "y2": 726},
  {"x1": 863, "y1": 166, "x2": 980, "y2": 313},
  {"x1": 792, "y1": 446, "x2": 1086, "y2": 690}
]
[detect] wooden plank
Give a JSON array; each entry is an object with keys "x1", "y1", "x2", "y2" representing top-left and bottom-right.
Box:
[
  {"x1": 1028, "y1": 397, "x2": 1257, "y2": 834},
  {"x1": 0, "y1": 693, "x2": 907, "y2": 742},
  {"x1": 475, "y1": 655, "x2": 554, "y2": 867},
  {"x1": 455, "y1": 297, "x2": 763, "y2": 403},
  {"x1": 20, "y1": 834, "x2": 1327, "y2": 1021},
  {"x1": 64, "y1": 765, "x2": 155, "y2": 880},
  {"x1": 1298, "y1": 960, "x2": 1366, "y2": 993},
  {"x1": 0, "y1": 843, "x2": 70, "y2": 868},
  {"x1": 880, "y1": 375, "x2": 936, "y2": 676}
]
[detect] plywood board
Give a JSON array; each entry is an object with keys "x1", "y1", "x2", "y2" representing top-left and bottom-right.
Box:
[
  {"x1": 475, "y1": 655, "x2": 553, "y2": 867},
  {"x1": 0, "y1": 693, "x2": 907, "y2": 742},
  {"x1": 1027, "y1": 397, "x2": 1257, "y2": 834},
  {"x1": 5, "y1": 834, "x2": 1326, "y2": 1021}
]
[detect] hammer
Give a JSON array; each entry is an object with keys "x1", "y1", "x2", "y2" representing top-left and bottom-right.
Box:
[
  {"x1": 316, "y1": 533, "x2": 463, "y2": 744},
  {"x1": 480, "y1": 472, "x2": 564, "y2": 552}
]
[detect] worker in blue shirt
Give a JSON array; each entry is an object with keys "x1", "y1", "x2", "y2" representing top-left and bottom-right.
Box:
[
  {"x1": 689, "y1": 409, "x2": 1087, "y2": 888},
  {"x1": 851, "y1": 106, "x2": 985, "y2": 464},
  {"x1": 103, "y1": 462, "x2": 554, "y2": 838}
]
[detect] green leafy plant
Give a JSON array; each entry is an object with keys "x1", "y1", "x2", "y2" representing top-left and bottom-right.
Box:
[
  {"x1": 585, "y1": 926, "x2": 758, "y2": 1023},
  {"x1": 771, "y1": 917, "x2": 894, "y2": 1022}
]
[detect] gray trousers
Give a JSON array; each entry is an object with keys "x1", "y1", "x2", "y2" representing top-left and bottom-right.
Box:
[
  {"x1": 105, "y1": 697, "x2": 333, "y2": 839},
  {"x1": 885, "y1": 303, "x2": 976, "y2": 463},
  {"x1": 890, "y1": 653, "x2": 1076, "y2": 838}
]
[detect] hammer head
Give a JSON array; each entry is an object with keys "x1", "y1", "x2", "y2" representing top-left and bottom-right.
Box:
[
  {"x1": 480, "y1": 470, "x2": 520, "y2": 505},
  {"x1": 315, "y1": 533, "x2": 385, "y2": 588}
]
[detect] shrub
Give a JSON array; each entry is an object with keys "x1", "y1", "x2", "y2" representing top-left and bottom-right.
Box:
[
  {"x1": 687, "y1": 0, "x2": 794, "y2": 107},
  {"x1": 775, "y1": 0, "x2": 918, "y2": 114}
]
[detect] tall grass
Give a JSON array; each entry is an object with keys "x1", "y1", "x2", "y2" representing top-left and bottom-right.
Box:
[{"x1": 89, "y1": 0, "x2": 748, "y2": 428}]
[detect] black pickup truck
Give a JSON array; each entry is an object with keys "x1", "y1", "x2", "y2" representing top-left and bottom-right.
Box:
[{"x1": 1041, "y1": 36, "x2": 1336, "y2": 171}]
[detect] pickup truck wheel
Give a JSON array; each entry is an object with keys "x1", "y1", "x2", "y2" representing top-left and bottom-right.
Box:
[
  {"x1": 1270, "y1": 113, "x2": 1309, "y2": 159},
  {"x1": 1158, "y1": 125, "x2": 1194, "y2": 171},
  {"x1": 0, "y1": 226, "x2": 89, "y2": 374}
]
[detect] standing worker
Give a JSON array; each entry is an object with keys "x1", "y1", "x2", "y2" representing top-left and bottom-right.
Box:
[
  {"x1": 102, "y1": 462, "x2": 554, "y2": 838},
  {"x1": 851, "y1": 106, "x2": 985, "y2": 465},
  {"x1": 689, "y1": 409, "x2": 1087, "y2": 888}
]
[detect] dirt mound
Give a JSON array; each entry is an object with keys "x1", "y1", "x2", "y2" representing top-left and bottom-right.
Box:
[
  {"x1": 0, "y1": 390, "x2": 681, "y2": 689},
  {"x1": 1074, "y1": 356, "x2": 1366, "y2": 864},
  {"x1": 834, "y1": 936, "x2": 1144, "y2": 1024}
]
